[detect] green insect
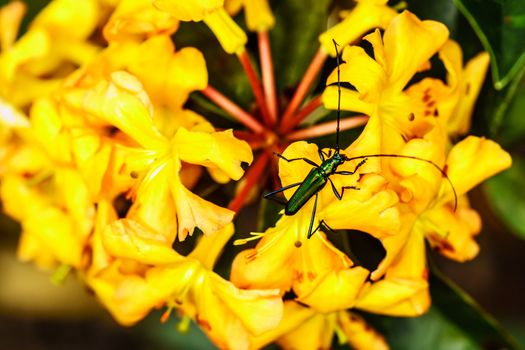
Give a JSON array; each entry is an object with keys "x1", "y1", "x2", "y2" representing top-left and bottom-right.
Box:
[{"x1": 265, "y1": 39, "x2": 457, "y2": 240}]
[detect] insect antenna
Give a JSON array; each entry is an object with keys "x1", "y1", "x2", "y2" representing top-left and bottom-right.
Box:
[{"x1": 332, "y1": 39, "x2": 342, "y2": 154}]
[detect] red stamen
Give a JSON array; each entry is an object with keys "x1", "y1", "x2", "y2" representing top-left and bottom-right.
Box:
[
  {"x1": 202, "y1": 85, "x2": 265, "y2": 134},
  {"x1": 237, "y1": 50, "x2": 273, "y2": 126},
  {"x1": 280, "y1": 48, "x2": 327, "y2": 127},
  {"x1": 287, "y1": 115, "x2": 368, "y2": 141},
  {"x1": 258, "y1": 31, "x2": 278, "y2": 123},
  {"x1": 228, "y1": 151, "x2": 270, "y2": 212},
  {"x1": 280, "y1": 95, "x2": 322, "y2": 133}
]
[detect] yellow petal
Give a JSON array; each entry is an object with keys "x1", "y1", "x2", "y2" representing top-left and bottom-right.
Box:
[
  {"x1": 203, "y1": 8, "x2": 247, "y2": 54},
  {"x1": 0, "y1": 1, "x2": 26, "y2": 51},
  {"x1": 171, "y1": 171, "x2": 235, "y2": 239},
  {"x1": 321, "y1": 178, "x2": 400, "y2": 238},
  {"x1": 54, "y1": 168, "x2": 95, "y2": 238},
  {"x1": 243, "y1": 0, "x2": 275, "y2": 32},
  {"x1": 23, "y1": 207, "x2": 84, "y2": 267},
  {"x1": 0, "y1": 175, "x2": 44, "y2": 221},
  {"x1": 2, "y1": 73, "x2": 62, "y2": 107},
  {"x1": 295, "y1": 267, "x2": 369, "y2": 313},
  {"x1": 0, "y1": 28, "x2": 50, "y2": 83},
  {"x1": 185, "y1": 271, "x2": 282, "y2": 349},
  {"x1": 383, "y1": 11, "x2": 449, "y2": 92},
  {"x1": 322, "y1": 85, "x2": 375, "y2": 116},
  {"x1": 126, "y1": 160, "x2": 178, "y2": 242},
  {"x1": 89, "y1": 199, "x2": 117, "y2": 275},
  {"x1": 326, "y1": 45, "x2": 386, "y2": 100},
  {"x1": 189, "y1": 223, "x2": 235, "y2": 269},
  {"x1": 29, "y1": 98, "x2": 74, "y2": 164},
  {"x1": 68, "y1": 71, "x2": 166, "y2": 150},
  {"x1": 448, "y1": 51, "x2": 490, "y2": 135},
  {"x1": 32, "y1": 0, "x2": 99, "y2": 40},
  {"x1": 338, "y1": 311, "x2": 389, "y2": 350},
  {"x1": 209, "y1": 273, "x2": 282, "y2": 336},
  {"x1": 173, "y1": 127, "x2": 253, "y2": 181},
  {"x1": 276, "y1": 309, "x2": 335, "y2": 350},
  {"x1": 88, "y1": 261, "x2": 199, "y2": 325},
  {"x1": 127, "y1": 36, "x2": 207, "y2": 109},
  {"x1": 356, "y1": 277, "x2": 430, "y2": 316},
  {"x1": 249, "y1": 301, "x2": 317, "y2": 349},
  {"x1": 104, "y1": 0, "x2": 179, "y2": 42},
  {"x1": 102, "y1": 219, "x2": 184, "y2": 264},
  {"x1": 440, "y1": 136, "x2": 512, "y2": 202},
  {"x1": 153, "y1": 0, "x2": 224, "y2": 21},
  {"x1": 319, "y1": 0, "x2": 397, "y2": 57},
  {"x1": 422, "y1": 199, "x2": 481, "y2": 262},
  {"x1": 230, "y1": 216, "x2": 301, "y2": 292},
  {"x1": 357, "y1": 230, "x2": 430, "y2": 316},
  {"x1": 17, "y1": 231, "x2": 57, "y2": 269}
]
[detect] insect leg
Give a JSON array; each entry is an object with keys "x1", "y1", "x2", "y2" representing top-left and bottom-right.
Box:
[
  {"x1": 306, "y1": 192, "x2": 319, "y2": 239},
  {"x1": 318, "y1": 149, "x2": 333, "y2": 162},
  {"x1": 314, "y1": 220, "x2": 363, "y2": 265},
  {"x1": 318, "y1": 149, "x2": 326, "y2": 162},
  {"x1": 328, "y1": 178, "x2": 359, "y2": 201},
  {"x1": 264, "y1": 182, "x2": 303, "y2": 204},
  {"x1": 274, "y1": 152, "x2": 319, "y2": 167},
  {"x1": 309, "y1": 218, "x2": 333, "y2": 239},
  {"x1": 335, "y1": 158, "x2": 367, "y2": 175}
]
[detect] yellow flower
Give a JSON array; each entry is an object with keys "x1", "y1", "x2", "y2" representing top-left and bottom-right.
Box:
[
  {"x1": 421, "y1": 136, "x2": 512, "y2": 261},
  {"x1": 356, "y1": 218, "x2": 430, "y2": 316},
  {"x1": 323, "y1": 11, "x2": 449, "y2": 153},
  {"x1": 63, "y1": 71, "x2": 252, "y2": 240},
  {"x1": 225, "y1": 0, "x2": 275, "y2": 32},
  {"x1": 231, "y1": 141, "x2": 399, "y2": 312},
  {"x1": 357, "y1": 136, "x2": 511, "y2": 315},
  {"x1": 0, "y1": 0, "x2": 101, "y2": 106},
  {"x1": 319, "y1": 0, "x2": 397, "y2": 57},
  {"x1": 103, "y1": 0, "x2": 180, "y2": 42},
  {"x1": 153, "y1": 0, "x2": 247, "y2": 54},
  {"x1": 404, "y1": 39, "x2": 490, "y2": 136},
  {"x1": 1, "y1": 168, "x2": 94, "y2": 269},
  {"x1": 251, "y1": 301, "x2": 389, "y2": 350},
  {"x1": 87, "y1": 219, "x2": 283, "y2": 349},
  {"x1": 0, "y1": 97, "x2": 30, "y2": 174},
  {"x1": 321, "y1": 11, "x2": 455, "y2": 217},
  {"x1": 125, "y1": 35, "x2": 208, "y2": 110}
]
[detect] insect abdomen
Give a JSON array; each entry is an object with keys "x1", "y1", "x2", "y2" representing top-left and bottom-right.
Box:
[{"x1": 285, "y1": 169, "x2": 327, "y2": 215}]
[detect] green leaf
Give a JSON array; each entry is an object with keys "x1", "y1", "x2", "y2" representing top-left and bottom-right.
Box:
[
  {"x1": 454, "y1": 0, "x2": 525, "y2": 90},
  {"x1": 269, "y1": 0, "x2": 331, "y2": 93},
  {"x1": 364, "y1": 269, "x2": 520, "y2": 350},
  {"x1": 138, "y1": 313, "x2": 216, "y2": 350},
  {"x1": 484, "y1": 154, "x2": 525, "y2": 240},
  {"x1": 495, "y1": 71, "x2": 525, "y2": 146},
  {"x1": 478, "y1": 66, "x2": 525, "y2": 139}
]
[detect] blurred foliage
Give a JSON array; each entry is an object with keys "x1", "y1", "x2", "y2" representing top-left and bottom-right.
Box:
[
  {"x1": 363, "y1": 269, "x2": 521, "y2": 350},
  {"x1": 484, "y1": 155, "x2": 525, "y2": 240},
  {"x1": 454, "y1": 0, "x2": 525, "y2": 90}
]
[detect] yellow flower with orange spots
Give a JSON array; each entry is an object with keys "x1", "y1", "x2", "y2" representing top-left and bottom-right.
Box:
[{"x1": 231, "y1": 140, "x2": 400, "y2": 313}]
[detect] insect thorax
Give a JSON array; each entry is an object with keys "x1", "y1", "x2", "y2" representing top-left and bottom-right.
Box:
[{"x1": 319, "y1": 152, "x2": 345, "y2": 176}]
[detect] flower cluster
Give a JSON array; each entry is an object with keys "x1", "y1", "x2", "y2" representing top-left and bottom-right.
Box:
[{"x1": 0, "y1": 0, "x2": 511, "y2": 349}]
